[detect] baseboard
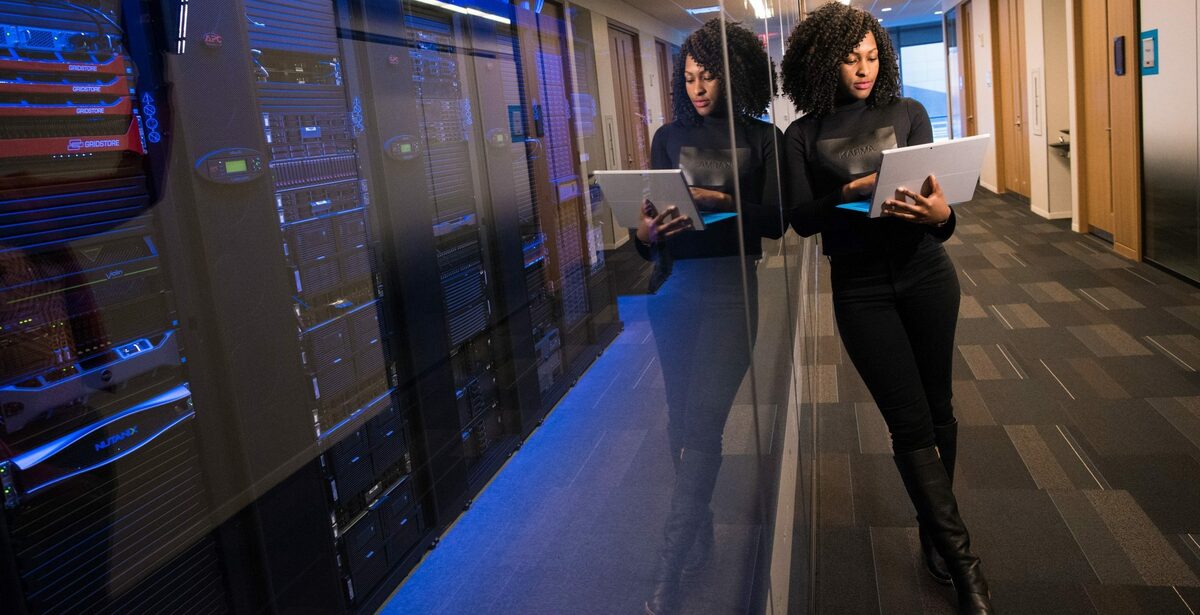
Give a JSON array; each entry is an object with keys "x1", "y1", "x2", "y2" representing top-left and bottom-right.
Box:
[
  {"x1": 605, "y1": 233, "x2": 629, "y2": 250},
  {"x1": 980, "y1": 181, "x2": 999, "y2": 193},
  {"x1": 1030, "y1": 206, "x2": 1072, "y2": 220}
]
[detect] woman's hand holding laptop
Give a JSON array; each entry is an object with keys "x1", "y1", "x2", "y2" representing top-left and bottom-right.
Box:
[
  {"x1": 688, "y1": 187, "x2": 735, "y2": 213},
  {"x1": 841, "y1": 172, "x2": 878, "y2": 202},
  {"x1": 637, "y1": 199, "x2": 694, "y2": 245},
  {"x1": 880, "y1": 174, "x2": 951, "y2": 226}
]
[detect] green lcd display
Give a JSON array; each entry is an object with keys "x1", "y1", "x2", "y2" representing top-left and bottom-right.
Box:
[
  {"x1": 400, "y1": 144, "x2": 413, "y2": 154},
  {"x1": 225, "y1": 159, "x2": 248, "y2": 174}
]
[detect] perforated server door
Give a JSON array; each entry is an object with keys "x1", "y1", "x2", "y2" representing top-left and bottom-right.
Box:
[
  {"x1": 513, "y1": 1, "x2": 618, "y2": 403},
  {"x1": 158, "y1": 0, "x2": 426, "y2": 610},
  {"x1": 0, "y1": 1, "x2": 229, "y2": 613}
]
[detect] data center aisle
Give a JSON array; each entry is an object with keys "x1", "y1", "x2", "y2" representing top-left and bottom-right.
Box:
[
  {"x1": 810, "y1": 191, "x2": 1200, "y2": 615},
  {"x1": 380, "y1": 252, "x2": 797, "y2": 614}
]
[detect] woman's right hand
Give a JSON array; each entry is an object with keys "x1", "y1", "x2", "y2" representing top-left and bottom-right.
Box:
[
  {"x1": 841, "y1": 173, "x2": 878, "y2": 201},
  {"x1": 636, "y1": 199, "x2": 693, "y2": 244}
]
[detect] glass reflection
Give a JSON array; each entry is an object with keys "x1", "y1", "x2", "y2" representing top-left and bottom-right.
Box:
[
  {"x1": 0, "y1": 0, "x2": 811, "y2": 613},
  {"x1": 633, "y1": 18, "x2": 782, "y2": 615}
]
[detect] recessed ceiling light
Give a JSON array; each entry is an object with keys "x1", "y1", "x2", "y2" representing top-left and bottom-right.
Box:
[
  {"x1": 934, "y1": 10, "x2": 943, "y2": 15},
  {"x1": 881, "y1": 7, "x2": 892, "y2": 12},
  {"x1": 686, "y1": 5, "x2": 720, "y2": 14}
]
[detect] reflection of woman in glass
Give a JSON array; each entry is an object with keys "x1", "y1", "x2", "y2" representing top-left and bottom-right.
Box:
[
  {"x1": 781, "y1": 4, "x2": 992, "y2": 613},
  {"x1": 634, "y1": 18, "x2": 782, "y2": 615}
]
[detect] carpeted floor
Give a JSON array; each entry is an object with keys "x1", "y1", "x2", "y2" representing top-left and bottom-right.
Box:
[
  {"x1": 379, "y1": 245, "x2": 801, "y2": 614},
  {"x1": 377, "y1": 188, "x2": 1200, "y2": 614},
  {"x1": 810, "y1": 190, "x2": 1200, "y2": 614}
]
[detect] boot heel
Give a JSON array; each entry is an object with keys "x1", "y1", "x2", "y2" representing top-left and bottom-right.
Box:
[{"x1": 894, "y1": 446, "x2": 995, "y2": 614}]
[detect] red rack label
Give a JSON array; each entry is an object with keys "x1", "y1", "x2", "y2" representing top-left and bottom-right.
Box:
[
  {"x1": 1, "y1": 119, "x2": 144, "y2": 159},
  {"x1": 0, "y1": 54, "x2": 127, "y2": 77},
  {"x1": 0, "y1": 97, "x2": 132, "y2": 117}
]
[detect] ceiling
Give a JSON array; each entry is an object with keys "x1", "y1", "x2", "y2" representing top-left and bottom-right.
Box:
[
  {"x1": 622, "y1": 0, "x2": 945, "y2": 37},
  {"x1": 849, "y1": 0, "x2": 946, "y2": 28}
]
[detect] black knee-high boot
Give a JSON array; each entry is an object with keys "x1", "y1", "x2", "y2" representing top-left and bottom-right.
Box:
[
  {"x1": 667, "y1": 447, "x2": 715, "y2": 577},
  {"x1": 921, "y1": 419, "x2": 958, "y2": 584},
  {"x1": 682, "y1": 506, "x2": 714, "y2": 576},
  {"x1": 894, "y1": 446, "x2": 994, "y2": 614},
  {"x1": 646, "y1": 449, "x2": 722, "y2": 615}
]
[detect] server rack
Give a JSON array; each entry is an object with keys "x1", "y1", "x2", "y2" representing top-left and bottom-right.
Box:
[
  {"x1": 519, "y1": 0, "x2": 620, "y2": 393},
  {"x1": 0, "y1": 0, "x2": 619, "y2": 612},
  {"x1": 348, "y1": 0, "x2": 617, "y2": 524},
  {"x1": 0, "y1": 1, "x2": 229, "y2": 612},
  {"x1": 158, "y1": 0, "x2": 430, "y2": 609}
]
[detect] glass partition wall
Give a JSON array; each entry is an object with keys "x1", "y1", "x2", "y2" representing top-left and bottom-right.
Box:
[{"x1": 0, "y1": 0, "x2": 816, "y2": 613}]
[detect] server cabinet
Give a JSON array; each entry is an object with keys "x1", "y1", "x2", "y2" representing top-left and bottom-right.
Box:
[
  {"x1": 513, "y1": 0, "x2": 619, "y2": 409},
  {"x1": 346, "y1": 0, "x2": 523, "y2": 527},
  {"x1": 155, "y1": 0, "x2": 428, "y2": 610},
  {"x1": 346, "y1": 0, "x2": 617, "y2": 528},
  {"x1": 0, "y1": 0, "x2": 620, "y2": 612},
  {"x1": 0, "y1": 1, "x2": 231, "y2": 612}
]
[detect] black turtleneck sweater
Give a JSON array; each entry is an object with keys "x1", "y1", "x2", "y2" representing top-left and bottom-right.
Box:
[
  {"x1": 784, "y1": 97, "x2": 955, "y2": 256},
  {"x1": 633, "y1": 114, "x2": 784, "y2": 260}
]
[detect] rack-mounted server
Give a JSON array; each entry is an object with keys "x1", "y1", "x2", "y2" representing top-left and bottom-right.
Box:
[{"x1": 0, "y1": 1, "x2": 228, "y2": 613}]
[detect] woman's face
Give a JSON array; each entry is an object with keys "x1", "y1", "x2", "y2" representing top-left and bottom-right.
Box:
[
  {"x1": 684, "y1": 55, "x2": 721, "y2": 117},
  {"x1": 839, "y1": 30, "x2": 879, "y2": 102}
]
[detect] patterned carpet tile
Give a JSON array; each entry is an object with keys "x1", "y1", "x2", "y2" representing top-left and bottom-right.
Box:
[{"x1": 813, "y1": 191, "x2": 1200, "y2": 613}]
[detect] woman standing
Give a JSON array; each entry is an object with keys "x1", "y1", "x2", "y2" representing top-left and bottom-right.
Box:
[
  {"x1": 633, "y1": 18, "x2": 782, "y2": 615},
  {"x1": 780, "y1": 4, "x2": 993, "y2": 614}
]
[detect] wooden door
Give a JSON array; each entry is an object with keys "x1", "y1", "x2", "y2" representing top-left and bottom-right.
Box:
[
  {"x1": 1106, "y1": 0, "x2": 1141, "y2": 255},
  {"x1": 995, "y1": 0, "x2": 1030, "y2": 196},
  {"x1": 960, "y1": 1, "x2": 977, "y2": 136},
  {"x1": 655, "y1": 40, "x2": 674, "y2": 125},
  {"x1": 1075, "y1": 0, "x2": 1114, "y2": 237},
  {"x1": 607, "y1": 24, "x2": 649, "y2": 169}
]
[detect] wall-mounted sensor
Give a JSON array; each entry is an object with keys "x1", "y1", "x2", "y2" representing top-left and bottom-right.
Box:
[{"x1": 1141, "y1": 30, "x2": 1159, "y2": 76}]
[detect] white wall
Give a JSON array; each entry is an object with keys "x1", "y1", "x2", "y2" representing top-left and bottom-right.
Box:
[
  {"x1": 1023, "y1": 0, "x2": 1050, "y2": 217},
  {"x1": 963, "y1": 0, "x2": 1000, "y2": 192},
  {"x1": 1042, "y1": 0, "x2": 1073, "y2": 219},
  {"x1": 1066, "y1": 0, "x2": 1080, "y2": 230}
]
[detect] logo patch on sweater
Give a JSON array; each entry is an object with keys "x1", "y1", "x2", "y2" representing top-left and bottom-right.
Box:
[
  {"x1": 678, "y1": 146, "x2": 752, "y2": 192},
  {"x1": 816, "y1": 126, "x2": 897, "y2": 177}
]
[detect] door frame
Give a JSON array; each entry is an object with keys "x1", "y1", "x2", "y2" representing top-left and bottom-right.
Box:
[
  {"x1": 993, "y1": 0, "x2": 1031, "y2": 197},
  {"x1": 606, "y1": 20, "x2": 649, "y2": 170},
  {"x1": 654, "y1": 38, "x2": 678, "y2": 126},
  {"x1": 961, "y1": 1, "x2": 977, "y2": 136}
]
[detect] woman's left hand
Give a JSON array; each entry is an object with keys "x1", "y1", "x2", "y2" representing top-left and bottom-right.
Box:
[
  {"x1": 881, "y1": 174, "x2": 952, "y2": 226},
  {"x1": 689, "y1": 187, "x2": 734, "y2": 212}
]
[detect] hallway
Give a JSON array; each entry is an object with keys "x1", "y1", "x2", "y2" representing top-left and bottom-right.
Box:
[
  {"x1": 377, "y1": 190, "x2": 1200, "y2": 614},
  {"x1": 812, "y1": 191, "x2": 1200, "y2": 614}
]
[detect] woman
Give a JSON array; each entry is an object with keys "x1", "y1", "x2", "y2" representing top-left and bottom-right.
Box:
[
  {"x1": 633, "y1": 18, "x2": 782, "y2": 615},
  {"x1": 780, "y1": 4, "x2": 993, "y2": 614}
]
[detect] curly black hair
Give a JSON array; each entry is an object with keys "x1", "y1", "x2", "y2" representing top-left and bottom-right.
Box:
[
  {"x1": 779, "y1": 3, "x2": 901, "y2": 117},
  {"x1": 672, "y1": 18, "x2": 776, "y2": 125}
]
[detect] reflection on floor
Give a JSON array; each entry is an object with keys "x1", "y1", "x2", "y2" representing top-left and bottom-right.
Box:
[
  {"x1": 380, "y1": 250, "x2": 797, "y2": 614},
  {"x1": 811, "y1": 191, "x2": 1200, "y2": 614}
]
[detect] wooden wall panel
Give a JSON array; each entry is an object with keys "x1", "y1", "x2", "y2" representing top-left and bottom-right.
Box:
[{"x1": 1108, "y1": 0, "x2": 1142, "y2": 258}]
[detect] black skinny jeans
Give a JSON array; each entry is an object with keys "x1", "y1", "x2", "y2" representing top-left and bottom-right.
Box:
[
  {"x1": 649, "y1": 256, "x2": 758, "y2": 460},
  {"x1": 830, "y1": 235, "x2": 960, "y2": 453}
]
